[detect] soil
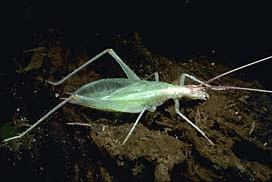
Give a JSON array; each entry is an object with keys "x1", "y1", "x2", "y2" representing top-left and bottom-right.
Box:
[{"x1": 1, "y1": 30, "x2": 272, "y2": 181}]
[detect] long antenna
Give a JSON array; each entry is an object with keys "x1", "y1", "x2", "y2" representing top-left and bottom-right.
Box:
[
  {"x1": 208, "y1": 85, "x2": 272, "y2": 93},
  {"x1": 205, "y1": 55, "x2": 272, "y2": 84}
]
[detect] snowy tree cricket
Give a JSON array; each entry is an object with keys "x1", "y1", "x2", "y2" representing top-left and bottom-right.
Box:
[{"x1": 3, "y1": 49, "x2": 272, "y2": 145}]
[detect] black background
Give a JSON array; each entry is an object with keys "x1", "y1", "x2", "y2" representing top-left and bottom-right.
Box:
[{"x1": 1, "y1": 0, "x2": 272, "y2": 87}]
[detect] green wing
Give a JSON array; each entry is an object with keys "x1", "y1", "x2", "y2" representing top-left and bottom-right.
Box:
[{"x1": 69, "y1": 78, "x2": 173, "y2": 113}]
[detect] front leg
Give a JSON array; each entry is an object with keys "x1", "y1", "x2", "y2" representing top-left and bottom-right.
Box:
[
  {"x1": 174, "y1": 99, "x2": 214, "y2": 145},
  {"x1": 180, "y1": 73, "x2": 224, "y2": 90},
  {"x1": 180, "y1": 73, "x2": 208, "y2": 86}
]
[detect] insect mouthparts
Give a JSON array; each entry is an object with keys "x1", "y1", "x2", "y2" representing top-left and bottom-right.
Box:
[{"x1": 204, "y1": 93, "x2": 209, "y2": 100}]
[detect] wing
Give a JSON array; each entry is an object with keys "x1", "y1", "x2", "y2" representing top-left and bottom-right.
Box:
[{"x1": 69, "y1": 78, "x2": 174, "y2": 113}]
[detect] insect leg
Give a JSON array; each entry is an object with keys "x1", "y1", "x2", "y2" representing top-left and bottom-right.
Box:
[
  {"x1": 107, "y1": 49, "x2": 140, "y2": 80},
  {"x1": 3, "y1": 98, "x2": 71, "y2": 142},
  {"x1": 46, "y1": 49, "x2": 140, "y2": 86},
  {"x1": 180, "y1": 73, "x2": 209, "y2": 86},
  {"x1": 174, "y1": 99, "x2": 214, "y2": 145},
  {"x1": 143, "y1": 72, "x2": 159, "y2": 81},
  {"x1": 122, "y1": 109, "x2": 146, "y2": 145},
  {"x1": 180, "y1": 73, "x2": 224, "y2": 90}
]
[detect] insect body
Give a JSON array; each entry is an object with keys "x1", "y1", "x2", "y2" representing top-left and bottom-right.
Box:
[
  {"x1": 70, "y1": 78, "x2": 207, "y2": 113},
  {"x1": 3, "y1": 49, "x2": 272, "y2": 145},
  {"x1": 69, "y1": 76, "x2": 211, "y2": 144}
]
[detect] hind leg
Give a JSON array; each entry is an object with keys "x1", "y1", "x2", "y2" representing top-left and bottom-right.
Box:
[{"x1": 47, "y1": 49, "x2": 141, "y2": 86}]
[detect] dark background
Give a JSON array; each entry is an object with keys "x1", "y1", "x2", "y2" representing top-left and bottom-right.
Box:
[
  {"x1": 1, "y1": 1, "x2": 272, "y2": 181},
  {"x1": 1, "y1": 0, "x2": 272, "y2": 86}
]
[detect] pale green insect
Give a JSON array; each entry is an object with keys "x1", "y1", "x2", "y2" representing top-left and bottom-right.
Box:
[{"x1": 3, "y1": 49, "x2": 272, "y2": 145}]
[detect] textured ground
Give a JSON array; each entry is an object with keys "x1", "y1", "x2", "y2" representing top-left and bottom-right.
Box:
[{"x1": 1, "y1": 30, "x2": 272, "y2": 181}]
